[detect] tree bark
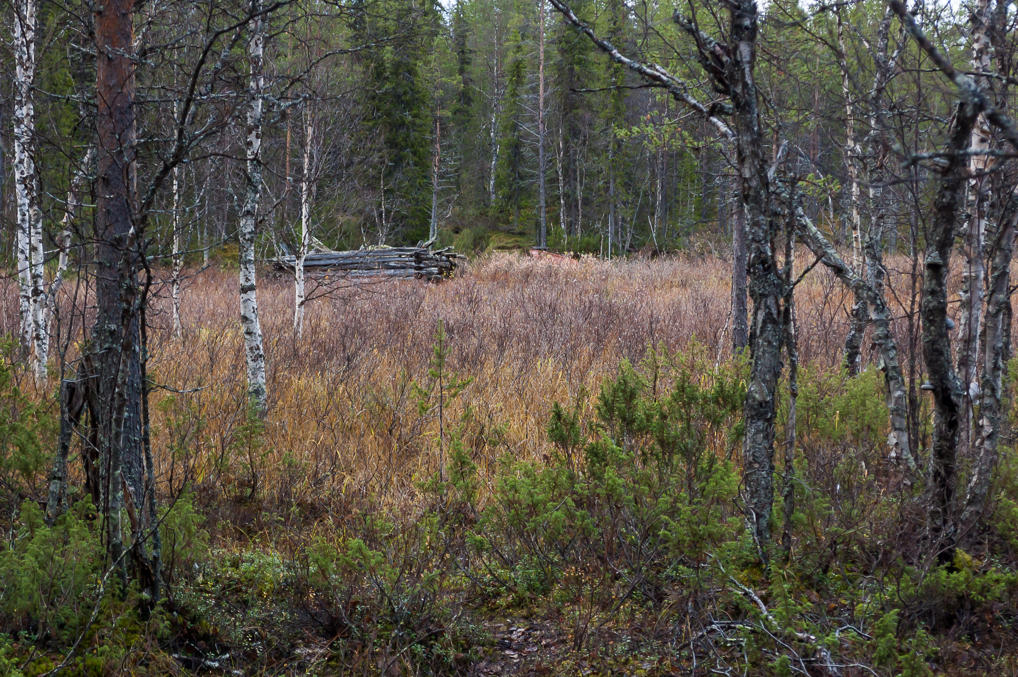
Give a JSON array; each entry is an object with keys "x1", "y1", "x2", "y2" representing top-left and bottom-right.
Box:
[
  {"x1": 94, "y1": 0, "x2": 159, "y2": 599},
  {"x1": 729, "y1": 0, "x2": 784, "y2": 560},
  {"x1": 429, "y1": 117, "x2": 441, "y2": 243},
  {"x1": 240, "y1": 0, "x2": 269, "y2": 415},
  {"x1": 795, "y1": 205, "x2": 916, "y2": 471},
  {"x1": 957, "y1": 0, "x2": 994, "y2": 460},
  {"x1": 923, "y1": 101, "x2": 978, "y2": 561},
  {"x1": 171, "y1": 161, "x2": 183, "y2": 339},
  {"x1": 12, "y1": 0, "x2": 44, "y2": 377},
  {"x1": 295, "y1": 107, "x2": 314, "y2": 339},
  {"x1": 732, "y1": 177, "x2": 748, "y2": 352},
  {"x1": 961, "y1": 205, "x2": 1015, "y2": 528},
  {"x1": 537, "y1": 0, "x2": 547, "y2": 249}
]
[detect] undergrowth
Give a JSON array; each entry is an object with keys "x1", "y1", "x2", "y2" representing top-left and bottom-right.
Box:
[{"x1": 0, "y1": 258, "x2": 1017, "y2": 674}]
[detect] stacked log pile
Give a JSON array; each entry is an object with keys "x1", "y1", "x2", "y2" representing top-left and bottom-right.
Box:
[{"x1": 272, "y1": 246, "x2": 464, "y2": 281}]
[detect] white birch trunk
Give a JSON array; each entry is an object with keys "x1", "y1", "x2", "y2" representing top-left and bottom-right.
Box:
[
  {"x1": 836, "y1": 10, "x2": 862, "y2": 269},
  {"x1": 838, "y1": 9, "x2": 866, "y2": 377},
  {"x1": 487, "y1": 32, "x2": 501, "y2": 207},
  {"x1": 958, "y1": 0, "x2": 993, "y2": 419},
  {"x1": 295, "y1": 108, "x2": 314, "y2": 339},
  {"x1": 960, "y1": 0, "x2": 1007, "y2": 527},
  {"x1": 48, "y1": 144, "x2": 95, "y2": 343},
  {"x1": 488, "y1": 108, "x2": 499, "y2": 207},
  {"x1": 536, "y1": 0, "x2": 547, "y2": 249},
  {"x1": 13, "y1": 0, "x2": 43, "y2": 376},
  {"x1": 240, "y1": 1, "x2": 268, "y2": 415},
  {"x1": 171, "y1": 162, "x2": 183, "y2": 339}
]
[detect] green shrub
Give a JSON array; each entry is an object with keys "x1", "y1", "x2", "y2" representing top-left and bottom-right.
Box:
[
  {"x1": 0, "y1": 346, "x2": 57, "y2": 506},
  {"x1": 0, "y1": 500, "x2": 106, "y2": 645},
  {"x1": 476, "y1": 347, "x2": 745, "y2": 612}
]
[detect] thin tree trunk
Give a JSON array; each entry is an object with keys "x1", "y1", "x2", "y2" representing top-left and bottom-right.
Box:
[
  {"x1": 556, "y1": 125, "x2": 567, "y2": 244},
  {"x1": 957, "y1": 0, "x2": 994, "y2": 459},
  {"x1": 607, "y1": 146, "x2": 615, "y2": 259},
  {"x1": 295, "y1": 107, "x2": 314, "y2": 339},
  {"x1": 12, "y1": 0, "x2": 42, "y2": 373},
  {"x1": 240, "y1": 0, "x2": 268, "y2": 415},
  {"x1": 430, "y1": 117, "x2": 441, "y2": 242},
  {"x1": 487, "y1": 42, "x2": 501, "y2": 208},
  {"x1": 837, "y1": 9, "x2": 863, "y2": 269},
  {"x1": 924, "y1": 101, "x2": 978, "y2": 562},
  {"x1": 961, "y1": 205, "x2": 1015, "y2": 527},
  {"x1": 54, "y1": 146, "x2": 94, "y2": 293},
  {"x1": 732, "y1": 178, "x2": 748, "y2": 352},
  {"x1": 94, "y1": 0, "x2": 158, "y2": 599},
  {"x1": 795, "y1": 205, "x2": 916, "y2": 471},
  {"x1": 729, "y1": 0, "x2": 784, "y2": 561},
  {"x1": 537, "y1": 0, "x2": 547, "y2": 249},
  {"x1": 171, "y1": 163, "x2": 183, "y2": 339},
  {"x1": 781, "y1": 208, "x2": 798, "y2": 564}
]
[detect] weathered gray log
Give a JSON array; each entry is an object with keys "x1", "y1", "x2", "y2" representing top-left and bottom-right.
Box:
[{"x1": 272, "y1": 245, "x2": 464, "y2": 282}]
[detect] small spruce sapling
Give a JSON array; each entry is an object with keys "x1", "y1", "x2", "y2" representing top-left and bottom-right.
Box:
[{"x1": 412, "y1": 319, "x2": 472, "y2": 482}]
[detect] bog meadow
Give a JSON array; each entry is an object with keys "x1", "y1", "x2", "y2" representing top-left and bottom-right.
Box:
[{"x1": 4, "y1": 0, "x2": 1018, "y2": 674}]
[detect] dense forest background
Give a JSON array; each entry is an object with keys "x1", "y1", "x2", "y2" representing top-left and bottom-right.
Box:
[{"x1": 1, "y1": 0, "x2": 990, "y2": 260}]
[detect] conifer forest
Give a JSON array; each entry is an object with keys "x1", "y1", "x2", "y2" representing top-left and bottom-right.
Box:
[{"x1": 4, "y1": 0, "x2": 1018, "y2": 673}]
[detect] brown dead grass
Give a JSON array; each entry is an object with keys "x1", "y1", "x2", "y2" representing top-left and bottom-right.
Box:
[
  {"x1": 0, "y1": 250, "x2": 940, "y2": 531},
  {"x1": 131, "y1": 252, "x2": 929, "y2": 524}
]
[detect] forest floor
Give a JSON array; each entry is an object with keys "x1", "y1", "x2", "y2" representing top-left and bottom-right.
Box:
[{"x1": 1, "y1": 251, "x2": 1018, "y2": 675}]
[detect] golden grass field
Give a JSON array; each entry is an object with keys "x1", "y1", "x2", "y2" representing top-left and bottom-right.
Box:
[
  {"x1": 104, "y1": 250, "x2": 928, "y2": 528},
  {"x1": 0, "y1": 250, "x2": 947, "y2": 523}
]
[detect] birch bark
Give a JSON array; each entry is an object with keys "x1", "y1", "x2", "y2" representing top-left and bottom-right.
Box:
[
  {"x1": 171, "y1": 162, "x2": 183, "y2": 338},
  {"x1": 957, "y1": 0, "x2": 993, "y2": 454},
  {"x1": 923, "y1": 102, "x2": 978, "y2": 560},
  {"x1": 537, "y1": 0, "x2": 547, "y2": 249},
  {"x1": 295, "y1": 108, "x2": 314, "y2": 339},
  {"x1": 12, "y1": 0, "x2": 44, "y2": 377},
  {"x1": 837, "y1": 8, "x2": 867, "y2": 376},
  {"x1": 240, "y1": 0, "x2": 269, "y2": 415},
  {"x1": 728, "y1": 0, "x2": 784, "y2": 559}
]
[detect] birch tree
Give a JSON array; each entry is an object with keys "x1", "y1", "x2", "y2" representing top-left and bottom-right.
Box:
[
  {"x1": 536, "y1": 0, "x2": 548, "y2": 249},
  {"x1": 802, "y1": 5, "x2": 916, "y2": 471},
  {"x1": 240, "y1": 0, "x2": 269, "y2": 415},
  {"x1": 12, "y1": 0, "x2": 47, "y2": 381},
  {"x1": 295, "y1": 105, "x2": 315, "y2": 339},
  {"x1": 888, "y1": 0, "x2": 1018, "y2": 555},
  {"x1": 548, "y1": 0, "x2": 786, "y2": 560}
]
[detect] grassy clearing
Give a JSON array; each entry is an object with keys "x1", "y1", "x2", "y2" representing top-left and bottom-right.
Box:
[{"x1": 1, "y1": 252, "x2": 1016, "y2": 674}]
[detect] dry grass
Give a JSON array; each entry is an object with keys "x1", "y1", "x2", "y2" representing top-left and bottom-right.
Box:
[
  {"x1": 0, "y1": 250, "x2": 942, "y2": 529},
  {"x1": 140, "y1": 252, "x2": 918, "y2": 522}
]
